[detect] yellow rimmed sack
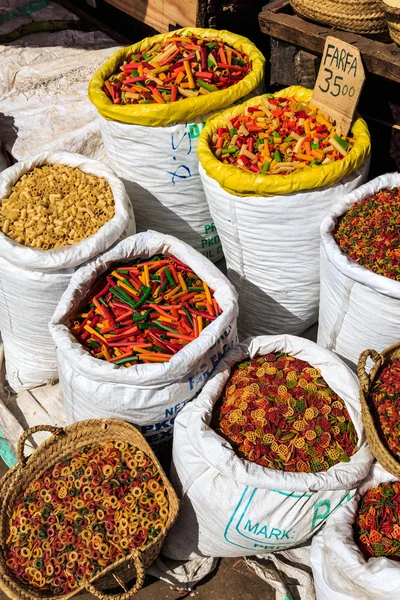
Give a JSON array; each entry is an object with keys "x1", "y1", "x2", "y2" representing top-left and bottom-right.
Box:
[
  {"x1": 198, "y1": 86, "x2": 371, "y2": 337},
  {"x1": 88, "y1": 28, "x2": 265, "y2": 263}
]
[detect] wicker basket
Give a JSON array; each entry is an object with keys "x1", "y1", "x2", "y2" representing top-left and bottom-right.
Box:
[
  {"x1": 0, "y1": 420, "x2": 179, "y2": 600},
  {"x1": 358, "y1": 342, "x2": 400, "y2": 479},
  {"x1": 290, "y1": 0, "x2": 387, "y2": 34},
  {"x1": 383, "y1": 0, "x2": 400, "y2": 44}
]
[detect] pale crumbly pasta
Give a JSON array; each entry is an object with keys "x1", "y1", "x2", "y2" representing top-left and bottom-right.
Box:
[{"x1": 0, "y1": 164, "x2": 115, "y2": 250}]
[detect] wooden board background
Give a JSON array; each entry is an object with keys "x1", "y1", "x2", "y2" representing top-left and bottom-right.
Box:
[{"x1": 103, "y1": 0, "x2": 197, "y2": 32}]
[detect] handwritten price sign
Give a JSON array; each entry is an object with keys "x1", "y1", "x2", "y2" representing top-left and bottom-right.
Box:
[{"x1": 312, "y1": 36, "x2": 365, "y2": 136}]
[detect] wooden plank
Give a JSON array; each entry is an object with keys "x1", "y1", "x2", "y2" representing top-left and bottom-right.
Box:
[
  {"x1": 270, "y1": 38, "x2": 297, "y2": 86},
  {"x1": 54, "y1": 0, "x2": 131, "y2": 43},
  {"x1": 259, "y1": 2, "x2": 400, "y2": 84},
  {"x1": 295, "y1": 49, "x2": 319, "y2": 88},
  {"x1": 103, "y1": 0, "x2": 197, "y2": 32}
]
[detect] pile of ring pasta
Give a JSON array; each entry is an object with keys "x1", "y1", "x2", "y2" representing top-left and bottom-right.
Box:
[
  {"x1": 103, "y1": 32, "x2": 251, "y2": 105},
  {"x1": 369, "y1": 358, "x2": 400, "y2": 459},
  {"x1": 210, "y1": 95, "x2": 354, "y2": 175},
  {"x1": 70, "y1": 254, "x2": 221, "y2": 366},
  {"x1": 211, "y1": 353, "x2": 358, "y2": 472},
  {"x1": 0, "y1": 164, "x2": 115, "y2": 249},
  {"x1": 334, "y1": 186, "x2": 400, "y2": 281},
  {"x1": 6, "y1": 441, "x2": 169, "y2": 594},
  {"x1": 355, "y1": 481, "x2": 400, "y2": 559}
]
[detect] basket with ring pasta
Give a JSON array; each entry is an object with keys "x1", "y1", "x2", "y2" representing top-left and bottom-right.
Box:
[{"x1": 0, "y1": 419, "x2": 179, "y2": 600}]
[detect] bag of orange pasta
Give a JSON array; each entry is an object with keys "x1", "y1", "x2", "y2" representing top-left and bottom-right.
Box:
[{"x1": 164, "y1": 335, "x2": 372, "y2": 559}]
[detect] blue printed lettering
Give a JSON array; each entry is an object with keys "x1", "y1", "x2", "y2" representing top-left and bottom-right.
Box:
[
  {"x1": 155, "y1": 419, "x2": 171, "y2": 430},
  {"x1": 243, "y1": 520, "x2": 292, "y2": 541},
  {"x1": 168, "y1": 165, "x2": 191, "y2": 185},
  {"x1": 207, "y1": 235, "x2": 220, "y2": 247},
  {"x1": 281, "y1": 529, "x2": 290, "y2": 540},
  {"x1": 140, "y1": 425, "x2": 154, "y2": 434},
  {"x1": 244, "y1": 520, "x2": 259, "y2": 534},
  {"x1": 258, "y1": 525, "x2": 268, "y2": 537},
  {"x1": 269, "y1": 528, "x2": 281, "y2": 540},
  {"x1": 171, "y1": 127, "x2": 192, "y2": 154},
  {"x1": 210, "y1": 342, "x2": 231, "y2": 368},
  {"x1": 312, "y1": 499, "x2": 331, "y2": 529}
]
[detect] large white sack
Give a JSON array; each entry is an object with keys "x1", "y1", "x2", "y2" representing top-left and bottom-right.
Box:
[
  {"x1": 163, "y1": 335, "x2": 372, "y2": 560},
  {"x1": 0, "y1": 151, "x2": 134, "y2": 392},
  {"x1": 318, "y1": 173, "x2": 400, "y2": 370},
  {"x1": 89, "y1": 29, "x2": 265, "y2": 263},
  {"x1": 97, "y1": 93, "x2": 264, "y2": 265},
  {"x1": 98, "y1": 117, "x2": 224, "y2": 263},
  {"x1": 310, "y1": 463, "x2": 399, "y2": 600},
  {"x1": 199, "y1": 161, "x2": 369, "y2": 338},
  {"x1": 50, "y1": 230, "x2": 238, "y2": 448}
]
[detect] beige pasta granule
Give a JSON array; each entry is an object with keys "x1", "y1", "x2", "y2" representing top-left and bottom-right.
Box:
[{"x1": 0, "y1": 164, "x2": 115, "y2": 250}]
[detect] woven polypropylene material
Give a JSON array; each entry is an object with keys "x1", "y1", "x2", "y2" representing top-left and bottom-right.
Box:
[
  {"x1": 0, "y1": 420, "x2": 179, "y2": 600},
  {"x1": 290, "y1": 0, "x2": 387, "y2": 34},
  {"x1": 358, "y1": 343, "x2": 400, "y2": 479},
  {"x1": 383, "y1": 3, "x2": 400, "y2": 44}
]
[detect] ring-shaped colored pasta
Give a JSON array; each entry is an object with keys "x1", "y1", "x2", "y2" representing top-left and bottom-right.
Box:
[{"x1": 160, "y1": 506, "x2": 169, "y2": 519}]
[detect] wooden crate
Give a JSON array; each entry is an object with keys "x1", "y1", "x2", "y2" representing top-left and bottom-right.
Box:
[
  {"x1": 258, "y1": 0, "x2": 400, "y2": 174},
  {"x1": 103, "y1": 0, "x2": 197, "y2": 32},
  {"x1": 259, "y1": 0, "x2": 400, "y2": 84},
  {"x1": 102, "y1": 0, "x2": 265, "y2": 33}
]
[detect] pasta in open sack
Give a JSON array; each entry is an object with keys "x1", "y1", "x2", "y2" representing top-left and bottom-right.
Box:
[
  {"x1": 310, "y1": 463, "x2": 400, "y2": 600},
  {"x1": 318, "y1": 173, "x2": 400, "y2": 370},
  {"x1": 0, "y1": 151, "x2": 133, "y2": 392},
  {"x1": 50, "y1": 230, "x2": 238, "y2": 449},
  {"x1": 163, "y1": 335, "x2": 372, "y2": 560},
  {"x1": 88, "y1": 28, "x2": 265, "y2": 263},
  {"x1": 198, "y1": 86, "x2": 370, "y2": 337}
]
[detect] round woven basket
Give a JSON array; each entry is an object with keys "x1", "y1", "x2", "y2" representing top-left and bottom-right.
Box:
[
  {"x1": 0, "y1": 419, "x2": 179, "y2": 600},
  {"x1": 358, "y1": 342, "x2": 400, "y2": 478},
  {"x1": 383, "y1": 0, "x2": 400, "y2": 44},
  {"x1": 290, "y1": 0, "x2": 387, "y2": 34}
]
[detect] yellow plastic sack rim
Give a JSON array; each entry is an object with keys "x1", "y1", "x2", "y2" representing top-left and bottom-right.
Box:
[
  {"x1": 198, "y1": 86, "x2": 371, "y2": 197},
  {"x1": 88, "y1": 27, "x2": 265, "y2": 128}
]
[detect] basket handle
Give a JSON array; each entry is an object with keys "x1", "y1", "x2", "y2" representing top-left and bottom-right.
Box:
[
  {"x1": 85, "y1": 550, "x2": 145, "y2": 600},
  {"x1": 17, "y1": 425, "x2": 66, "y2": 464},
  {"x1": 357, "y1": 349, "x2": 384, "y2": 393}
]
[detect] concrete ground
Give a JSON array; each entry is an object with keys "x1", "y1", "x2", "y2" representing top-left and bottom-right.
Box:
[
  {"x1": 130, "y1": 559, "x2": 274, "y2": 600},
  {"x1": 0, "y1": 559, "x2": 275, "y2": 600}
]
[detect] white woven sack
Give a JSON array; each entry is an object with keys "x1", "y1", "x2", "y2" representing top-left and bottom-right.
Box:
[
  {"x1": 0, "y1": 151, "x2": 134, "y2": 392},
  {"x1": 318, "y1": 173, "x2": 400, "y2": 370},
  {"x1": 50, "y1": 230, "x2": 238, "y2": 448},
  {"x1": 310, "y1": 463, "x2": 399, "y2": 600},
  {"x1": 98, "y1": 82, "x2": 262, "y2": 266},
  {"x1": 163, "y1": 335, "x2": 372, "y2": 560},
  {"x1": 199, "y1": 160, "x2": 369, "y2": 339},
  {"x1": 99, "y1": 116, "x2": 224, "y2": 262}
]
